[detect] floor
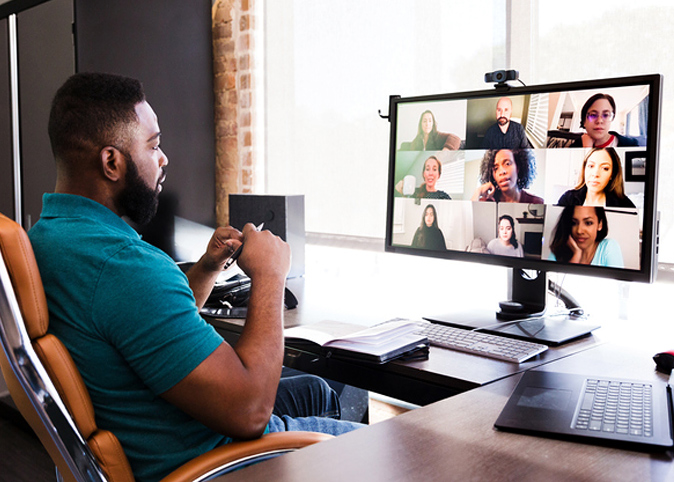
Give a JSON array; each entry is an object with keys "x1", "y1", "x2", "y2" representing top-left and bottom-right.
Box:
[
  {"x1": 0, "y1": 401, "x2": 55, "y2": 482},
  {"x1": 368, "y1": 396, "x2": 411, "y2": 423}
]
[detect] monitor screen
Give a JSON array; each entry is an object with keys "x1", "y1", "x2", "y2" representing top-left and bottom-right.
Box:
[{"x1": 385, "y1": 75, "x2": 662, "y2": 287}]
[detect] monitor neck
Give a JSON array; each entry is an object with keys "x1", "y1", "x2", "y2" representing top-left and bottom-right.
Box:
[
  {"x1": 497, "y1": 269, "x2": 584, "y2": 321},
  {"x1": 497, "y1": 269, "x2": 547, "y2": 321}
]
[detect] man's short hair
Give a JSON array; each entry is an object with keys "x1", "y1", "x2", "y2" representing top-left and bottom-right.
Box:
[{"x1": 48, "y1": 72, "x2": 146, "y2": 163}]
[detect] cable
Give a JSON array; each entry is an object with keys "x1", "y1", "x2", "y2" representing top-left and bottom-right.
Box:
[{"x1": 548, "y1": 274, "x2": 584, "y2": 315}]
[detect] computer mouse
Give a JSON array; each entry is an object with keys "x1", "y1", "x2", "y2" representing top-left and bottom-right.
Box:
[{"x1": 653, "y1": 350, "x2": 674, "y2": 373}]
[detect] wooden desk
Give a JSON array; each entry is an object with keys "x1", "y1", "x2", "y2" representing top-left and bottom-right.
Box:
[
  {"x1": 213, "y1": 342, "x2": 674, "y2": 482},
  {"x1": 207, "y1": 277, "x2": 602, "y2": 406}
]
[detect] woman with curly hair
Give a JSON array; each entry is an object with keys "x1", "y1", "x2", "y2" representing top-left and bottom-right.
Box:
[{"x1": 471, "y1": 149, "x2": 543, "y2": 203}]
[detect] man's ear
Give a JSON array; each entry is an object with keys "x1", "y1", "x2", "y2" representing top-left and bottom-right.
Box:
[{"x1": 100, "y1": 146, "x2": 125, "y2": 182}]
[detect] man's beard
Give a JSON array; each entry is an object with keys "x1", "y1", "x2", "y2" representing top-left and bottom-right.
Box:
[
  {"x1": 118, "y1": 153, "x2": 162, "y2": 226},
  {"x1": 497, "y1": 117, "x2": 509, "y2": 126}
]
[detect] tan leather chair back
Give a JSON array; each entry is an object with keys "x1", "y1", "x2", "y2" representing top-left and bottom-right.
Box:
[
  {"x1": 0, "y1": 213, "x2": 134, "y2": 482},
  {"x1": 0, "y1": 212, "x2": 334, "y2": 482}
]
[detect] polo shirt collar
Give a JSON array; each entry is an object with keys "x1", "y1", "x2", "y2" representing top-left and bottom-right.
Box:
[{"x1": 40, "y1": 193, "x2": 140, "y2": 239}]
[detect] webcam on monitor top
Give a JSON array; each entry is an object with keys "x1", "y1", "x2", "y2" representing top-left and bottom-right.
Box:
[{"x1": 484, "y1": 69, "x2": 519, "y2": 86}]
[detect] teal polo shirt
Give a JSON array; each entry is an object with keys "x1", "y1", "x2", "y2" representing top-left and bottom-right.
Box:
[{"x1": 29, "y1": 194, "x2": 228, "y2": 482}]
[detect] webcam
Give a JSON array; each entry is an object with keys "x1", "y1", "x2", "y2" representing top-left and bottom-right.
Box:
[{"x1": 484, "y1": 69, "x2": 519, "y2": 84}]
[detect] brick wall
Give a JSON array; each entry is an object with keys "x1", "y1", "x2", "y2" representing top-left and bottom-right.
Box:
[{"x1": 212, "y1": 0, "x2": 256, "y2": 226}]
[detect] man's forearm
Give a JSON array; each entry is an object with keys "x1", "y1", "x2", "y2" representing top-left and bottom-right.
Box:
[
  {"x1": 186, "y1": 255, "x2": 222, "y2": 308},
  {"x1": 235, "y1": 275, "x2": 285, "y2": 367}
]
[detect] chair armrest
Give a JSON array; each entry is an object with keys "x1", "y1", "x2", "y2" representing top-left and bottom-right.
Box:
[{"x1": 160, "y1": 431, "x2": 334, "y2": 482}]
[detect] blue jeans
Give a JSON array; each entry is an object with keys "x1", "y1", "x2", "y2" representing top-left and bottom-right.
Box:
[{"x1": 268, "y1": 375, "x2": 364, "y2": 435}]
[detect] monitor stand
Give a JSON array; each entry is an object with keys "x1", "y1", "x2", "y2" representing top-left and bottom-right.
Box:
[{"x1": 424, "y1": 269, "x2": 601, "y2": 346}]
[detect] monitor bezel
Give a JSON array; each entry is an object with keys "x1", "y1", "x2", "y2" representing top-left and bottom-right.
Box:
[{"x1": 384, "y1": 74, "x2": 662, "y2": 283}]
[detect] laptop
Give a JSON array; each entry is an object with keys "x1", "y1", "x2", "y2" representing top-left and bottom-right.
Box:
[{"x1": 494, "y1": 370, "x2": 674, "y2": 450}]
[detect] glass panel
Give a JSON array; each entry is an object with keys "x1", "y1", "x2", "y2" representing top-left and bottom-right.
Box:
[{"x1": 265, "y1": 0, "x2": 503, "y2": 237}]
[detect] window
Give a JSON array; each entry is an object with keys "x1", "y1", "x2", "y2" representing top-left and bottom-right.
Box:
[
  {"x1": 264, "y1": 1, "x2": 674, "y2": 265},
  {"x1": 265, "y1": 0, "x2": 502, "y2": 238},
  {"x1": 525, "y1": 93, "x2": 548, "y2": 148}
]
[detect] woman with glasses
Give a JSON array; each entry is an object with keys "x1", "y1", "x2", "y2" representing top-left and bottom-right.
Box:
[
  {"x1": 557, "y1": 147, "x2": 636, "y2": 207},
  {"x1": 572, "y1": 93, "x2": 640, "y2": 148}
]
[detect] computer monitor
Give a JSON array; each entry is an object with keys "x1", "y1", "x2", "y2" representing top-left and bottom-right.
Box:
[{"x1": 385, "y1": 74, "x2": 662, "y2": 345}]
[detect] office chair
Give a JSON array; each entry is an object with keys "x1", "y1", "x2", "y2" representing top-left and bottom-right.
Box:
[{"x1": 0, "y1": 212, "x2": 332, "y2": 482}]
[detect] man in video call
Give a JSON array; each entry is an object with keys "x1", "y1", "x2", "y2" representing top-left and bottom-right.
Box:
[
  {"x1": 482, "y1": 96, "x2": 531, "y2": 149},
  {"x1": 28, "y1": 72, "x2": 361, "y2": 482}
]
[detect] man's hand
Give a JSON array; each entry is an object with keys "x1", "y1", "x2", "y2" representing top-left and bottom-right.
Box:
[
  {"x1": 205, "y1": 226, "x2": 245, "y2": 270},
  {"x1": 236, "y1": 223, "x2": 291, "y2": 282},
  {"x1": 186, "y1": 226, "x2": 243, "y2": 308},
  {"x1": 162, "y1": 224, "x2": 291, "y2": 439}
]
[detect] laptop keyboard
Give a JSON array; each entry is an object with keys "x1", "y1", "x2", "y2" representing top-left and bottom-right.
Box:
[
  {"x1": 416, "y1": 323, "x2": 548, "y2": 363},
  {"x1": 573, "y1": 378, "x2": 654, "y2": 437}
]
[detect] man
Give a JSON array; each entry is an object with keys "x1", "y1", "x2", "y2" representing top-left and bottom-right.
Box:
[
  {"x1": 482, "y1": 97, "x2": 531, "y2": 149},
  {"x1": 28, "y1": 72, "x2": 360, "y2": 482}
]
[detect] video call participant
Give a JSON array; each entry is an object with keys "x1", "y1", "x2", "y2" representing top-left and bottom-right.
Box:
[
  {"x1": 572, "y1": 93, "x2": 641, "y2": 148},
  {"x1": 28, "y1": 73, "x2": 362, "y2": 482},
  {"x1": 482, "y1": 97, "x2": 531, "y2": 149},
  {"x1": 548, "y1": 206, "x2": 624, "y2": 267},
  {"x1": 471, "y1": 149, "x2": 544, "y2": 204},
  {"x1": 487, "y1": 214, "x2": 524, "y2": 257},
  {"x1": 557, "y1": 147, "x2": 636, "y2": 208},
  {"x1": 411, "y1": 204, "x2": 447, "y2": 251},
  {"x1": 397, "y1": 155, "x2": 452, "y2": 200},
  {"x1": 404, "y1": 109, "x2": 461, "y2": 151}
]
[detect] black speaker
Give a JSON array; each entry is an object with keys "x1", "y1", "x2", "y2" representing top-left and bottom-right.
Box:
[{"x1": 229, "y1": 194, "x2": 305, "y2": 278}]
